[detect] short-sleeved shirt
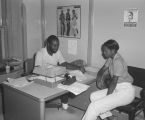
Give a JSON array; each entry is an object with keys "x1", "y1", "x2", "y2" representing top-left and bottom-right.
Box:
[
  {"x1": 35, "y1": 47, "x2": 65, "y2": 67},
  {"x1": 105, "y1": 53, "x2": 133, "y2": 83}
]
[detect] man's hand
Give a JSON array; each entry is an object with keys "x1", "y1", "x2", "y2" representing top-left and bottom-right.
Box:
[{"x1": 79, "y1": 66, "x2": 86, "y2": 73}]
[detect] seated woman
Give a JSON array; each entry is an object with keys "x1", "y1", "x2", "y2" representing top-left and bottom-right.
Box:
[{"x1": 82, "y1": 39, "x2": 135, "y2": 120}]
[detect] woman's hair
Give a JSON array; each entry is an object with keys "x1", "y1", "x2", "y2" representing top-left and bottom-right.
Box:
[{"x1": 101, "y1": 39, "x2": 119, "y2": 51}]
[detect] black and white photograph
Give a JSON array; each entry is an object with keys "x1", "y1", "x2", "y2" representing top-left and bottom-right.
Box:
[
  {"x1": 57, "y1": 5, "x2": 81, "y2": 38},
  {"x1": 0, "y1": 1, "x2": 145, "y2": 120},
  {"x1": 124, "y1": 9, "x2": 138, "y2": 27}
]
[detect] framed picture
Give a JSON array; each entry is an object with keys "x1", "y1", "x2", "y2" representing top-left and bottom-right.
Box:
[
  {"x1": 57, "y1": 5, "x2": 81, "y2": 38},
  {"x1": 124, "y1": 8, "x2": 138, "y2": 27}
]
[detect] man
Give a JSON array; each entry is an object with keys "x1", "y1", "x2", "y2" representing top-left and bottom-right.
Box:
[
  {"x1": 128, "y1": 11, "x2": 134, "y2": 22},
  {"x1": 71, "y1": 9, "x2": 78, "y2": 37},
  {"x1": 66, "y1": 9, "x2": 71, "y2": 36},
  {"x1": 59, "y1": 10, "x2": 65, "y2": 36},
  {"x1": 35, "y1": 35, "x2": 85, "y2": 110}
]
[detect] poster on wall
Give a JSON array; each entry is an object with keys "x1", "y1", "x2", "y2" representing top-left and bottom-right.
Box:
[
  {"x1": 124, "y1": 8, "x2": 138, "y2": 27},
  {"x1": 57, "y1": 5, "x2": 81, "y2": 38}
]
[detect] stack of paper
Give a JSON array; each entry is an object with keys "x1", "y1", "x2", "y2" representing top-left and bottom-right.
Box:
[
  {"x1": 27, "y1": 76, "x2": 63, "y2": 83},
  {"x1": 57, "y1": 82, "x2": 89, "y2": 95}
]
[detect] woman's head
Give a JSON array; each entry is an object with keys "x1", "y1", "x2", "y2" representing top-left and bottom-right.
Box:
[{"x1": 101, "y1": 39, "x2": 119, "y2": 59}]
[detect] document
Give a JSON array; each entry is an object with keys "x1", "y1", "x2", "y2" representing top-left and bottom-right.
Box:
[
  {"x1": 57, "y1": 82, "x2": 89, "y2": 95},
  {"x1": 6, "y1": 77, "x2": 33, "y2": 88},
  {"x1": 68, "y1": 40, "x2": 77, "y2": 55}
]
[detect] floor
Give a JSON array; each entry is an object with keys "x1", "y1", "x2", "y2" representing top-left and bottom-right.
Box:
[
  {"x1": 0, "y1": 99, "x2": 144, "y2": 120},
  {"x1": 0, "y1": 107, "x2": 145, "y2": 120},
  {"x1": 0, "y1": 106, "x2": 84, "y2": 120}
]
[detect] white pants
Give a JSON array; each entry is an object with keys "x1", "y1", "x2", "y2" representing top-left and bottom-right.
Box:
[{"x1": 82, "y1": 82, "x2": 135, "y2": 120}]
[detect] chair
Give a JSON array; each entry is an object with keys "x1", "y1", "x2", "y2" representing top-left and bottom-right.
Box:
[
  {"x1": 23, "y1": 58, "x2": 35, "y2": 75},
  {"x1": 115, "y1": 88, "x2": 145, "y2": 120}
]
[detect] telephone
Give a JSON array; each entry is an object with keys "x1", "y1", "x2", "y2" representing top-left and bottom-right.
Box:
[{"x1": 61, "y1": 73, "x2": 76, "y2": 85}]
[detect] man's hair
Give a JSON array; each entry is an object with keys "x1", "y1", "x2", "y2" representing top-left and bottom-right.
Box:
[
  {"x1": 44, "y1": 35, "x2": 59, "y2": 47},
  {"x1": 101, "y1": 39, "x2": 119, "y2": 51},
  {"x1": 128, "y1": 11, "x2": 133, "y2": 16}
]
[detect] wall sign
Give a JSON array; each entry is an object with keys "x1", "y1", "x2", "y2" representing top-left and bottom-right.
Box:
[{"x1": 124, "y1": 8, "x2": 138, "y2": 27}]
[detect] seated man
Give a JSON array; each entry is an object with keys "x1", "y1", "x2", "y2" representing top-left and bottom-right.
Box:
[{"x1": 35, "y1": 35, "x2": 85, "y2": 110}]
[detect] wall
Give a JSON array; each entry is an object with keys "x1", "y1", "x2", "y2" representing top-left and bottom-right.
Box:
[
  {"x1": 91, "y1": 0, "x2": 145, "y2": 69},
  {"x1": 44, "y1": 0, "x2": 89, "y2": 62},
  {"x1": 22, "y1": 0, "x2": 145, "y2": 68},
  {"x1": 23, "y1": 0, "x2": 42, "y2": 58}
]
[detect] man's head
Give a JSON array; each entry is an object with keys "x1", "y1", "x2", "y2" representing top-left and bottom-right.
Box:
[
  {"x1": 45, "y1": 35, "x2": 59, "y2": 55},
  {"x1": 72, "y1": 9, "x2": 75, "y2": 14},
  {"x1": 128, "y1": 11, "x2": 133, "y2": 21},
  {"x1": 67, "y1": 9, "x2": 70, "y2": 12}
]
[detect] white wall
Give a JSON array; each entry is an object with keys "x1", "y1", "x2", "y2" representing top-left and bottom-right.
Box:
[
  {"x1": 23, "y1": 0, "x2": 42, "y2": 58},
  {"x1": 44, "y1": 0, "x2": 89, "y2": 62},
  {"x1": 91, "y1": 0, "x2": 145, "y2": 69},
  {"x1": 22, "y1": 0, "x2": 145, "y2": 69}
]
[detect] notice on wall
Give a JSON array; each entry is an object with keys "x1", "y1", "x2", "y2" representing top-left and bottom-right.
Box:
[
  {"x1": 124, "y1": 8, "x2": 138, "y2": 27},
  {"x1": 68, "y1": 40, "x2": 77, "y2": 55}
]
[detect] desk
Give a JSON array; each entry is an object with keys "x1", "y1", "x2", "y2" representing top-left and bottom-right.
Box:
[{"x1": 2, "y1": 72, "x2": 96, "y2": 120}]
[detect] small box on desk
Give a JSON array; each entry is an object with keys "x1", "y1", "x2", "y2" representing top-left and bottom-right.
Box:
[
  {"x1": 33, "y1": 66, "x2": 66, "y2": 77},
  {"x1": 33, "y1": 76, "x2": 65, "y2": 88}
]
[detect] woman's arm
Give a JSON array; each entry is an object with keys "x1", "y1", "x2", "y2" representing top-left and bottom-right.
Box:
[
  {"x1": 97, "y1": 65, "x2": 108, "y2": 79},
  {"x1": 107, "y1": 75, "x2": 118, "y2": 95}
]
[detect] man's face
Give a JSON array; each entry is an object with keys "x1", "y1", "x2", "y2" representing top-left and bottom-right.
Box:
[
  {"x1": 128, "y1": 12, "x2": 133, "y2": 20},
  {"x1": 48, "y1": 39, "x2": 59, "y2": 54}
]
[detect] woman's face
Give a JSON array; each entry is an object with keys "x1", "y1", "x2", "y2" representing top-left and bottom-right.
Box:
[{"x1": 101, "y1": 46, "x2": 113, "y2": 59}]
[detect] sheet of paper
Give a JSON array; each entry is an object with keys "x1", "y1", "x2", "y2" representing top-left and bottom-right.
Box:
[
  {"x1": 57, "y1": 82, "x2": 89, "y2": 95},
  {"x1": 68, "y1": 40, "x2": 77, "y2": 55},
  {"x1": 6, "y1": 77, "x2": 33, "y2": 88}
]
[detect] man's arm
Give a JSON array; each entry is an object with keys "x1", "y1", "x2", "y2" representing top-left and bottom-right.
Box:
[
  {"x1": 34, "y1": 51, "x2": 42, "y2": 67},
  {"x1": 59, "y1": 62, "x2": 85, "y2": 73}
]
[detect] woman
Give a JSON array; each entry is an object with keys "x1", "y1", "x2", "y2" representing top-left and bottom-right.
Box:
[{"x1": 82, "y1": 39, "x2": 135, "y2": 120}]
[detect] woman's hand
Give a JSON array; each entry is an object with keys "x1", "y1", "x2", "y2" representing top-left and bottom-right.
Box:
[{"x1": 107, "y1": 76, "x2": 118, "y2": 95}]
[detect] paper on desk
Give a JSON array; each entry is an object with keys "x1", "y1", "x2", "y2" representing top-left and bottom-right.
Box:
[
  {"x1": 27, "y1": 76, "x2": 63, "y2": 83},
  {"x1": 6, "y1": 77, "x2": 33, "y2": 88},
  {"x1": 68, "y1": 70, "x2": 86, "y2": 81},
  {"x1": 57, "y1": 82, "x2": 89, "y2": 95}
]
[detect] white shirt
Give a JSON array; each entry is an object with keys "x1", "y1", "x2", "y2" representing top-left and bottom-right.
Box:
[{"x1": 35, "y1": 47, "x2": 65, "y2": 67}]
